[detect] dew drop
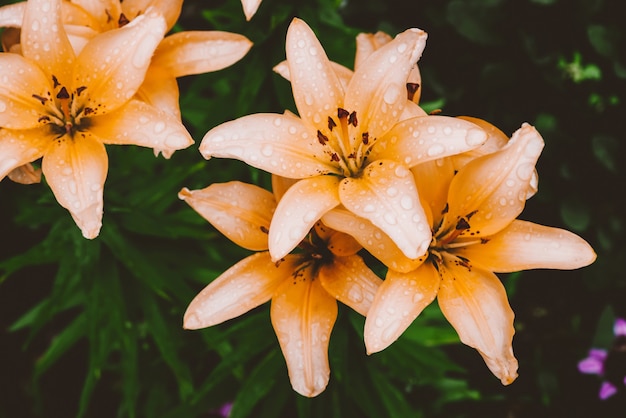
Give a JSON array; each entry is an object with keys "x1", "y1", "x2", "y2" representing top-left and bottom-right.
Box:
[
  {"x1": 396, "y1": 43, "x2": 407, "y2": 53},
  {"x1": 348, "y1": 285, "x2": 364, "y2": 303},
  {"x1": 466, "y1": 128, "x2": 486, "y2": 146},
  {"x1": 400, "y1": 195, "x2": 413, "y2": 210},
  {"x1": 153, "y1": 121, "x2": 165, "y2": 134},
  {"x1": 261, "y1": 144, "x2": 273, "y2": 157},
  {"x1": 443, "y1": 126, "x2": 452, "y2": 136},
  {"x1": 363, "y1": 204, "x2": 375, "y2": 213},
  {"x1": 427, "y1": 143, "x2": 445, "y2": 157},
  {"x1": 383, "y1": 84, "x2": 401, "y2": 104},
  {"x1": 383, "y1": 212, "x2": 397, "y2": 225},
  {"x1": 386, "y1": 187, "x2": 398, "y2": 197}
]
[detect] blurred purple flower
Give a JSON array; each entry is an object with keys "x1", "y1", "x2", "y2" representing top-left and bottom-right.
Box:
[{"x1": 578, "y1": 317, "x2": 626, "y2": 400}]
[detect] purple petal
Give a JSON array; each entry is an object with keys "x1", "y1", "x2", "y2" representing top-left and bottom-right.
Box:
[
  {"x1": 589, "y1": 348, "x2": 608, "y2": 361},
  {"x1": 599, "y1": 381, "x2": 618, "y2": 400},
  {"x1": 614, "y1": 318, "x2": 626, "y2": 336},
  {"x1": 218, "y1": 402, "x2": 233, "y2": 417},
  {"x1": 578, "y1": 350, "x2": 607, "y2": 375}
]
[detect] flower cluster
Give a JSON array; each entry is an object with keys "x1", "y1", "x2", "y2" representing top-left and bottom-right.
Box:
[
  {"x1": 0, "y1": 0, "x2": 597, "y2": 401},
  {"x1": 180, "y1": 18, "x2": 597, "y2": 396}
]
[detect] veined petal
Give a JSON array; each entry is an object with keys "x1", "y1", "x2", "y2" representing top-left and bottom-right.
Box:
[
  {"x1": 443, "y1": 123, "x2": 544, "y2": 237},
  {"x1": 184, "y1": 252, "x2": 297, "y2": 329},
  {"x1": 73, "y1": 10, "x2": 167, "y2": 114},
  {"x1": 22, "y1": 0, "x2": 75, "y2": 84},
  {"x1": 369, "y1": 116, "x2": 487, "y2": 168},
  {"x1": 411, "y1": 158, "x2": 457, "y2": 228},
  {"x1": 273, "y1": 59, "x2": 353, "y2": 92},
  {"x1": 0, "y1": 127, "x2": 49, "y2": 180},
  {"x1": 364, "y1": 263, "x2": 440, "y2": 353},
  {"x1": 324, "y1": 229, "x2": 362, "y2": 257},
  {"x1": 452, "y1": 116, "x2": 509, "y2": 168},
  {"x1": 321, "y1": 208, "x2": 425, "y2": 273},
  {"x1": 271, "y1": 174, "x2": 298, "y2": 201},
  {"x1": 42, "y1": 132, "x2": 107, "y2": 239},
  {"x1": 178, "y1": 181, "x2": 275, "y2": 251},
  {"x1": 87, "y1": 99, "x2": 193, "y2": 157},
  {"x1": 200, "y1": 113, "x2": 340, "y2": 178},
  {"x1": 271, "y1": 266, "x2": 338, "y2": 397},
  {"x1": 318, "y1": 254, "x2": 383, "y2": 316},
  {"x1": 345, "y1": 28, "x2": 427, "y2": 143},
  {"x1": 269, "y1": 176, "x2": 341, "y2": 261},
  {"x1": 72, "y1": 0, "x2": 121, "y2": 30},
  {"x1": 122, "y1": 0, "x2": 183, "y2": 31},
  {"x1": 8, "y1": 163, "x2": 42, "y2": 185},
  {"x1": 0, "y1": 53, "x2": 54, "y2": 129},
  {"x1": 0, "y1": 2, "x2": 25, "y2": 27},
  {"x1": 135, "y1": 67, "x2": 182, "y2": 119},
  {"x1": 454, "y1": 220, "x2": 596, "y2": 272},
  {"x1": 438, "y1": 253, "x2": 518, "y2": 385},
  {"x1": 241, "y1": 0, "x2": 262, "y2": 20},
  {"x1": 152, "y1": 31, "x2": 252, "y2": 78},
  {"x1": 285, "y1": 18, "x2": 344, "y2": 136},
  {"x1": 339, "y1": 160, "x2": 430, "y2": 259}
]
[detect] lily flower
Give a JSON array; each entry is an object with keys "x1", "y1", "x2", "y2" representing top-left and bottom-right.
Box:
[
  {"x1": 240, "y1": 0, "x2": 262, "y2": 21},
  {"x1": 0, "y1": 0, "x2": 194, "y2": 238},
  {"x1": 179, "y1": 177, "x2": 382, "y2": 397},
  {"x1": 200, "y1": 18, "x2": 487, "y2": 262},
  {"x1": 0, "y1": 0, "x2": 253, "y2": 138},
  {"x1": 326, "y1": 123, "x2": 596, "y2": 384}
]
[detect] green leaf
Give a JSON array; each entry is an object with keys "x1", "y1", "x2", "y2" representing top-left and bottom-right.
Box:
[
  {"x1": 229, "y1": 350, "x2": 282, "y2": 418},
  {"x1": 34, "y1": 314, "x2": 87, "y2": 379}
]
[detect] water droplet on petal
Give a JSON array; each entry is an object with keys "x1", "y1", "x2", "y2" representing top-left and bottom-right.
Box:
[
  {"x1": 348, "y1": 284, "x2": 364, "y2": 303},
  {"x1": 427, "y1": 143, "x2": 445, "y2": 157}
]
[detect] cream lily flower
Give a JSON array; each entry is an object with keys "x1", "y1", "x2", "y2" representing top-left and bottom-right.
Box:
[
  {"x1": 0, "y1": 0, "x2": 193, "y2": 238},
  {"x1": 0, "y1": 0, "x2": 253, "y2": 136},
  {"x1": 240, "y1": 0, "x2": 262, "y2": 21},
  {"x1": 328, "y1": 123, "x2": 596, "y2": 384},
  {"x1": 179, "y1": 178, "x2": 382, "y2": 397},
  {"x1": 200, "y1": 18, "x2": 487, "y2": 262}
]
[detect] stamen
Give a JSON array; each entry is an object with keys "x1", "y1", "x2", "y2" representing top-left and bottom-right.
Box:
[{"x1": 406, "y1": 82, "x2": 420, "y2": 101}]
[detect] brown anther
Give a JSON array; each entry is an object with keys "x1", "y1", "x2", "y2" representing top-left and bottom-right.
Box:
[
  {"x1": 76, "y1": 86, "x2": 87, "y2": 96},
  {"x1": 348, "y1": 111, "x2": 358, "y2": 127},
  {"x1": 56, "y1": 87, "x2": 70, "y2": 100},
  {"x1": 429, "y1": 109, "x2": 442, "y2": 115},
  {"x1": 362, "y1": 132, "x2": 369, "y2": 145},
  {"x1": 328, "y1": 116, "x2": 336, "y2": 131},
  {"x1": 456, "y1": 218, "x2": 470, "y2": 231},
  {"x1": 337, "y1": 107, "x2": 349, "y2": 119},
  {"x1": 118, "y1": 13, "x2": 130, "y2": 27},
  {"x1": 38, "y1": 115, "x2": 50, "y2": 123},
  {"x1": 83, "y1": 107, "x2": 94, "y2": 116},
  {"x1": 260, "y1": 225, "x2": 269, "y2": 234},
  {"x1": 32, "y1": 94, "x2": 47, "y2": 105},
  {"x1": 406, "y1": 82, "x2": 420, "y2": 101},
  {"x1": 317, "y1": 130, "x2": 329, "y2": 145},
  {"x1": 441, "y1": 203, "x2": 449, "y2": 215},
  {"x1": 331, "y1": 153, "x2": 340, "y2": 162},
  {"x1": 52, "y1": 75, "x2": 60, "y2": 88}
]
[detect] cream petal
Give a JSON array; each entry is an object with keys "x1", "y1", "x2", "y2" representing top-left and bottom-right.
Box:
[
  {"x1": 0, "y1": 128, "x2": 49, "y2": 180},
  {"x1": 122, "y1": 0, "x2": 183, "y2": 31},
  {"x1": 437, "y1": 253, "x2": 518, "y2": 385},
  {"x1": 321, "y1": 208, "x2": 424, "y2": 273},
  {"x1": 183, "y1": 252, "x2": 296, "y2": 329},
  {"x1": 72, "y1": 0, "x2": 121, "y2": 30},
  {"x1": 42, "y1": 132, "x2": 107, "y2": 239},
  {"x1": 369, "y1": 116, "x2": 487, "y2": 168},
  {"x1": 270, "y1": 174, "x2": 298, "y2": 201},
  {"x1": 273, "y1": 59, "x2": 353, "y2": 92},
  {"x1": 152, "y1": 31, "x2": 252, "y2": 78},
  {"x1": 0, "y1": 2, "x2": 26, "y2": 27},
  {"x1": 0, "y1": 53, "x2": 54, "y2": 129},
  {"x1": 285, "y1": 18, "x2": 344, "y2": 136},
  {"x1": 241, "y1": 0, "x2": 262, "y2": 20},
  {"x1": 200, "y1": 113, "x2": 340, "y2": 178},
  {"x1": 453, "y1": 219, "x2": 597, "y2": 272},
  {"x1": 339, "y1": 160, "x2": 431, "y2": 259},
  {"x1": 135, "y1": 67, "x2": 181, "y2": 119},
  {"x1": 268, "y1": 176, "x2": 341, "y2": 261},
  {"x1": 364, "y1": 263, "x2": 440, "y2": 353},
  {"x1": 324, "y1": 229, "x2": 362, "y2": 257},
  {"x1": 72, "y1": 10, "x2": 167, "y2": 115},
  {"x1": 271, "y1": 266, "x2": 338, "y2": 397},
  {"x1": 344, "y1": 28, "x2": 427, "y2": 144},
  {"x1": 8, "y1": 163, "x2": 42, "y2": 185},
  {"x1": 178, "y1": 181, "x2": 275, "y2": 251},
  {"x1": 318, "y1": 254, "x2": 383, "y2": 316},
  {"x1": 87, "y1": 99, "x2": 193, "y2": 157},
  {"x1": 411, "y1": 159, "x2": 457, "y2": 228},
  {"x1": 22, "y1": 0, "x2": 75, "y2": 84},
  {"x1": 442, "y1": 123, "x2": 544, "y2": 237}
]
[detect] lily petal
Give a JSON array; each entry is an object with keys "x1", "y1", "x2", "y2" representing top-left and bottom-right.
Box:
[
  {"x1": 241, "y1": 0, "x2": 262, "y2": 20},
  {"x1": 0, "y1": 127, "x2": 49, "y2": 179},
  {"x1": 324, "y1": 229, "x2": 362, "y2": 257},
  {"x1": 369, "y1": 116, "x2": 487, "y2": 168},
  {"x1": 178, "y1": 181, "x2": 275, "y2": 251},
  {"x1": 339, "y1": 160, "x2": 430, "y2": 259},
  {"x1": 200, "y1": 113, "x2": 340, "y2": 178},
  {"x1": 318, "y1": 254, "x2": 383, "y2": 316},
  {"x1": 135, "y1": 67, "x2": 182, "y2": 119},
  {"x1": 454, "y1": 219, "x2": 597, "y2": 272},
  {"x1": 152, "y1": 31, "x2": 252, "y2": 78},
  {"x1": 411, "y1": 158, "x2": 457, "y2": 228},
  {"x1": 88, "y1": 99, "x2": 193, "y2": 157},
  {"x1": 273, "y1": 59, "x2": 353, "y2": 92},
  {"x1": 437, "y1": 253, "x2": 518, "y2": 385},
  {"x1": 443, "y1": 123, "x2": 544, "y2": 237},
  {"x1": 184, "y1": 252, "x2": 296, "y2": 329},
  {"x1": 271, "y1": 265, "x2": 338, "y2": 397},
  {"x1": 8, "y1": 163, "x2": 42, "y2": 185},
  {"x1": 0, "y1": 53, "x2": 54, "y2": 129},
  {"x1": 285, "y1": 18, "x2": 344, "y2": 135},
  {"x1": 0, "y1": 2, "x2": 25, "y2": 27},
  {"x1": 73, "y1": 10, "x2": 167, "y2": 115},
  {"x1": 364, "y1": 263, "x2": 440, "y2": 353},
  {"x1": 122, "y1": 0, "x2": 183, "y2": 31},
  {"x1": 42, "y1": 132, "x2": 107, "y2": 239},
  {"x1": 22, "y1": 0, "x2": 75, "y2": 84},
  {"x1": 321, "y1": 208, "x2": 425, "y2": 273},
  {"x1": 269, "y1": 175, "x2": 341, "y2": 261},
  {"x1": 72, "y1": 0, "x2": 121, "y2": 30},
  {"x1": 344, "y1": 28, "x2": 427, "y2": 144}
]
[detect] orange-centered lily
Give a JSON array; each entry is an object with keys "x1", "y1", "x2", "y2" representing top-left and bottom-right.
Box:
[
  {"x1": 200, "y1": 18, "x2": 488, "y2": 263},
  {"x1": 0, "y1": 0, "x2": 193, "y2": 238},
  {"x1": 179, "y1": 177, "x2": 382, "y2": 397}
]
